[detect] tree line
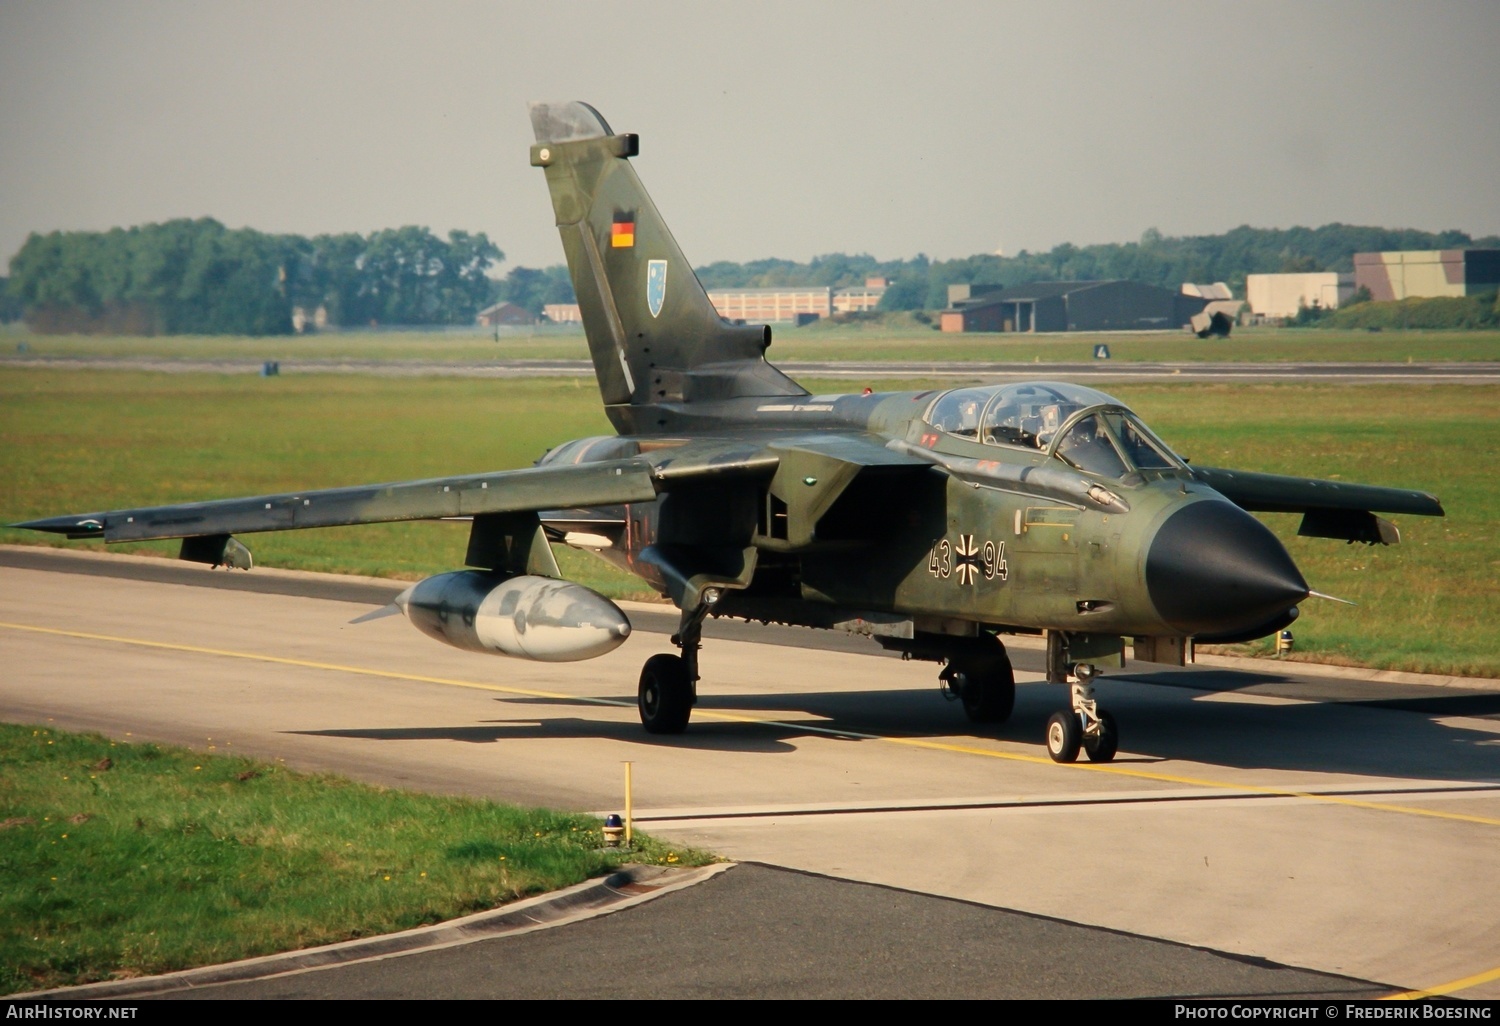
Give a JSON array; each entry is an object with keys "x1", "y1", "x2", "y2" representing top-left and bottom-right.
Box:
[
  {"x1": 3, "y1": 220, "x2": 544, "y2": 335},
  {"x1": 8, "y1": 218, "x2": 1497, "y2": 334}
]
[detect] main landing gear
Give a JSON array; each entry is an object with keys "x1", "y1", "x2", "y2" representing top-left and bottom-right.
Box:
[
  {"x1": 637, "y1": 588, "x2": 717, "y2": 734},
  {"x1": 635, "y1": 608, "x2": 1119, "y2": 764},
  {"x1": 638, "y1": 653, "x2": 693, "y2": 734},
  {"x1": 1045, "y1": 663, "x2": 1118, "y2": 764},
  {"x1": 941, "y1": 642, "x2": 1016, "y2": 724}
]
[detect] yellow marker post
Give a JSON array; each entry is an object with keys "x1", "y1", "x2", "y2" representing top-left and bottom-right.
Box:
[{"x1": 623, "y1": 762, "x2": 634, "y2": 846}]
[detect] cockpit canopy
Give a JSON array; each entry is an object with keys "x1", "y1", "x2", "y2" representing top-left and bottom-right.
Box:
[{"x1": 923, "y1": 382, "x2": 1183, "y2": 479}]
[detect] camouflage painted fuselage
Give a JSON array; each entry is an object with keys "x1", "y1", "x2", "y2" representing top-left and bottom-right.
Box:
[{"x1": 539, "y1": 383, "x2": 1344, "y2": 650}]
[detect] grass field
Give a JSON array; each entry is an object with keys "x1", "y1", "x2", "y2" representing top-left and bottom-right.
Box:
[
  {"x1": 0, "y1": 723, "x2": 708, "y2": 994},
  {"x1": 2, "y1": 326, "x2": 1497, "y2": 365},
  {"x1": 1, "y1": 368, "x2": 1494, "y2": 677}
]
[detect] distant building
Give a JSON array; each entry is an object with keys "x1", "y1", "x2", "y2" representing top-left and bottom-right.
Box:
[
  {"x1": 708, "y1": 286, "x2": 831, "y2": 323},
  {"x1": 476, "y1": 302, "x2": 532, "y2": 327},
  {"x1": 947, "y1": 283, "x2": 1005, "y2": 307},
  {"x1": 833, "y1": 277, "x2": 888, "y2": 314},
  {"x1": 940, "y1": 280, "x2": 1209, "y2": 333},
  {"x1": 543, "y1": 303, "x2": 582, "y2": 324},
  {"x1": 1353, "y1": 250, "x2": 1500, "y2": 301},
  {"x1": 1245, "y1": 273, "x2": 1355, "y2": 320},
  {"x1": 707, "y1": 278, "x2": 887, "y2": 323}
]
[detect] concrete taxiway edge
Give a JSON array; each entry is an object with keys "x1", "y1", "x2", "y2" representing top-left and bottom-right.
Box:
[{"x1": 15, "y1": 862, "x2": 734, "y2": 1000}]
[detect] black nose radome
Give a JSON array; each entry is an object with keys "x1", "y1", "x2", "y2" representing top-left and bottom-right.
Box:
[{"x1": 1146, "y1": 500, "x2": 1310, "y2": 636}]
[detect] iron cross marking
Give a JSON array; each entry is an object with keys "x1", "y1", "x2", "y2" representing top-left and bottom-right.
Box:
[{"x1": 954, "y1": 533, "x2": 981, "y2": 585}]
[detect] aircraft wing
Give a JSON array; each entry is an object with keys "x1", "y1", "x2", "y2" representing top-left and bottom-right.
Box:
[
  {"x1": 1190, "y1": 465, "x2": 1443, "y2": 544},
  {"x1": 11, "y1": 430, "x2": 923, "y2": 549},
  {"x1": 13, "y1": 458, "x2": 661, "y2": 543},
  {"x1": 1190, "y1": 466, "x2": 1443, "y2": 516}
]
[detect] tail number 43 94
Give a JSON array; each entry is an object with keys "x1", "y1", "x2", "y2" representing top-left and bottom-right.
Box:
[{"x1": 928, "y1": 534, "x2": 1008, "y2": 586}]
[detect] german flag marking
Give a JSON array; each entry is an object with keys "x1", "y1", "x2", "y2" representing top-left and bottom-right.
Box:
[{"x1": 611, "y1": 221, "x2": 635, "y2": 248}]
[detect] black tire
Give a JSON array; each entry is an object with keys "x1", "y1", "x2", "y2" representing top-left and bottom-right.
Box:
[
  {"x1": 957, "y1": 650, "x2": 1016, "y2": 724},
  {"x1": 1045, "y1": 711, "x2": 1081, "y2": 764},
  {"x1": 1082, "y1": 710, "x2": 1118, "y2": 763},
  {"x1": 638, "y1": 654, "x2": 692, "y2": 734}
]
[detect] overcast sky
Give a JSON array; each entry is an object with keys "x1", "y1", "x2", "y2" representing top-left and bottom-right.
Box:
[{"x1": 3, "y1": 0, "x2": 1497, "y2": 274}]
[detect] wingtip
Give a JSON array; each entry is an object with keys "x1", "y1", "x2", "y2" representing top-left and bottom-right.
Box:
[{"x1": 9, "y1": 515, "x2": 105, "y2": 536}]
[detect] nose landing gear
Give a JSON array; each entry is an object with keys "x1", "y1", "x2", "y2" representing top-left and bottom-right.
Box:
[{"x1": 1045, "y1": 663, "x2": 1119, "y2": 764}]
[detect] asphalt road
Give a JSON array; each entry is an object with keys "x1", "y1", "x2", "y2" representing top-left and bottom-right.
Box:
[
  {"x1": 3, "y1": 547, "x2": 1498, "y2": 1000},
  {"x1": 163, "y1": 864, "x2": 1386, "y2": 1000}
]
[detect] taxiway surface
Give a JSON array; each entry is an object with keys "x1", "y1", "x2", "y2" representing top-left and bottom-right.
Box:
[{"x1": 2, "y1": 548, "x2": 1497, "y2": 999}]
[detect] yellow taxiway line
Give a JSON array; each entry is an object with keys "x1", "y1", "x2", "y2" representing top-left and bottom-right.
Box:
[
  {"x1": 4, "y1": 619, "x2": 1499, "y2": 834},
  {"x1": 1385, "y1": 962, "x2": 1500, "y2": 999}
]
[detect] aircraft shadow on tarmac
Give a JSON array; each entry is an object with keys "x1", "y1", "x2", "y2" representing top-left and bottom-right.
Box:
[
  {"x1": 291, "y1": 669, "x2": 1500, "y2": 781},
  {"x1": 290, "y1": 716, "x2": 805, "y2": 754}
]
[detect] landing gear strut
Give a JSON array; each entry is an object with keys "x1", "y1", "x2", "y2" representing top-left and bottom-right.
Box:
[
  {"x1": 637, "y1": 587, "x2": 718, "y2": 734},
  {"x1": 1045, "y1": 663, "x2": 1119, "y2": 764}
]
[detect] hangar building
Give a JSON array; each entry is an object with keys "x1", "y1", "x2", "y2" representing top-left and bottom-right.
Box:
[
  {"x1": 940, "y1": 280, "x2": 1209, "y2": 333},
  {"x1": 476, "y1": 302, "x2": 532, "y2": 327},
  {"x1": 706, "y1": 278, "x2": 887, "y2": 323},
  {"x1": 1245, "y1": 273, "x2": 1355, "y2": 319},
  {"x1": 1354, "y1": 250, "x2": 1500, "y2": 301}
]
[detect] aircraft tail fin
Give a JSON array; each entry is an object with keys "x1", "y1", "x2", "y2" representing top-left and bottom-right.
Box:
[{"x1": 529, "y1": 102, "x2": 805, "y2": 425}]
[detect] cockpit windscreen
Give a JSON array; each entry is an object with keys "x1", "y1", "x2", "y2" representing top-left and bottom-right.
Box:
[
  {"x1": 926, "y1": 383, "x2": 1122, "y2": 449},
  {"x1": 923, "y1": 382, "x2": 1184, "y2": 479}
]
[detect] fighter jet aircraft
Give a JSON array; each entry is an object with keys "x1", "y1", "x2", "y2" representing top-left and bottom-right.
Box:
[{"x1": 16, "y1": 101, "x2": 1444, "y2": 763}]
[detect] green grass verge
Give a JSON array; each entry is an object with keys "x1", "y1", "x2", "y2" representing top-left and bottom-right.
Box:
[
  {"x1": 3, "y1": 326, "x2": 1497, "y2": 364},
  {"x1": 0, "y1": 722, "x2": 711, "y2": 995},
  {"x1": 1, "y1": 369, "x2": 1494, "y2": 677}
]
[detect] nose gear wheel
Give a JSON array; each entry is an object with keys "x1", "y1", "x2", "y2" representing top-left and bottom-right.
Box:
[{"x1": 1045, "y1": 668, "x2": 1120, "y2": 764}]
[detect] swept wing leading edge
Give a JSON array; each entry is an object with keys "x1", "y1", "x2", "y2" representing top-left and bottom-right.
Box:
[{"x1": 14, "y1": 459, "x2": 661, "y2": 543}]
